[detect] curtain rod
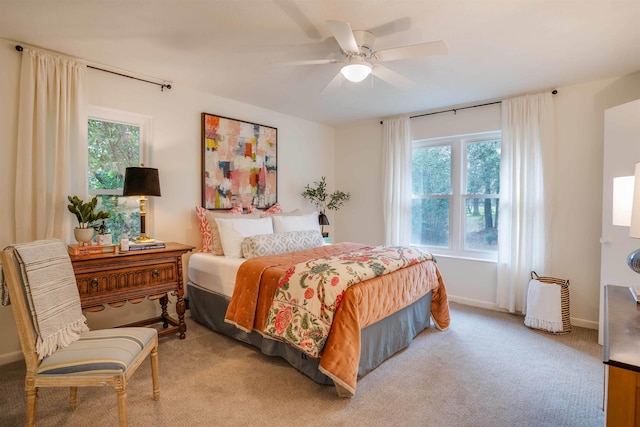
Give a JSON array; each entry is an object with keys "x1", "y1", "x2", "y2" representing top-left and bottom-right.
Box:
[
  {"x1": 379, "y1": 89, "x2": 558, "y2": 124},
  {"x1": 15, "y1": 45, "x2": 172, "y2": 92}
]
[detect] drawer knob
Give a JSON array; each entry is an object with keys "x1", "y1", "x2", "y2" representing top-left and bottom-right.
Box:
[
  {"x1": 90, "y1": 278, "x2": 99, "y2": 289},
  {"x1": 152, "y1": 269, "x2": 160, "y2": 278}
]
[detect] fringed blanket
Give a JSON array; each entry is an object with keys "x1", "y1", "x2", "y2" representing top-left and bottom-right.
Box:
[
  {"x1": 225, "y1": 243, "x2": 450, "y2": 397},
  {"x1": 263, "y1": 246, "x2": 433, "y2": 358},
  {"x1": 4, "y1": 239, "x2": 89, "y2": 359}
]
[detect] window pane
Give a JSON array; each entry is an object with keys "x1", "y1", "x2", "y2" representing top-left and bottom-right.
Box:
[
  {"x1": 411, "y1": 198, "x2": 449, "y2": 247},
  {"x1": 92, "y1": 195, "x2": 140, "y2": 243},
  {"x1": 88, "y1": 118, "x2": 141, "y2": 243},
  {"x1": 412, "y1": 145, "x2": 451, "y2": 195},
  {"x1": 466, "y1": 140, "x2": 500, "y2": 195},
  {"x1": 88, "y1": 119, "x2": 140, "y2": 191},
  {"x1": 464, "y1": 198, "x2": 499, "y2": 251}
]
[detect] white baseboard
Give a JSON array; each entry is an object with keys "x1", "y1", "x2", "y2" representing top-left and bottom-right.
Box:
[
  {"x1": 447, "y1": 295, "x2": 498, "y2": 311},
  {"x1": 449, "y1": 295, "x2": 600, "y2": 331},
  {"x1": 0, "y1": 351, "x2": 23, "y2": 366},
  {"x1": 570, "y1": 317, "x2": 599, "y2": 330}
]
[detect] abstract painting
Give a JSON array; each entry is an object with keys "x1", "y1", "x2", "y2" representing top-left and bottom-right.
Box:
[{"x1": 201, "y1": 113, "x2": 277, "y2": 210}]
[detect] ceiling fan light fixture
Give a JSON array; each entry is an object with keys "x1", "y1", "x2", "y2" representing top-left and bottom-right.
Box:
[{"x1": 340, "y1": 57, "x2": 372, "y2": 83}]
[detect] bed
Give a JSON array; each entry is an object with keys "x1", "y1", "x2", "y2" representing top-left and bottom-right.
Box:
[{"x1": 187, "y1": 237, "x2": 450, "y2": 397}]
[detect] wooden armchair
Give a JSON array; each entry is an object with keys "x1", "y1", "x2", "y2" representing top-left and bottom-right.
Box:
[{"x1": 1, "y1": 240, "x2": 159, "y2": 427}]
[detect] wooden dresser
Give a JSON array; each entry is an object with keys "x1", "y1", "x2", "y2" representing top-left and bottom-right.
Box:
[
  {"x1": 604, "y1": 284, "x2": 640, "y2": 426},
  {"x1": 70, "y1": 242, "x2": 194, "y2": 338}
]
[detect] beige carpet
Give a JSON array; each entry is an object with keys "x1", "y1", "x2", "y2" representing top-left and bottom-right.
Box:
[{"x1": 0, "y1": 302, "x2": 604, "y2": 426}]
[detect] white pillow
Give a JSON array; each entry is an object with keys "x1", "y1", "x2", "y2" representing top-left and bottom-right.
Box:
[
  {"x1": 215, "y1": 217, "x2": 274, "y2": 257},
  {"x1": 271, "y1": 211, "x2": 321, "y2": 233}
]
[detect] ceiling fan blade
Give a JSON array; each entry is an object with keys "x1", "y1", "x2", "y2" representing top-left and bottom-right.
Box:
[
  {"x1": 326, "y1": 20, "x2": 359, "y2": 53},
  {"x1": 372, "y1": 65, "x2": 414, "y2": 90},
  {"x1": 375, "y1": 40, "x2": 448, "y2": 62},
  {"x1": 320, "y1": 72, "x2": 344, "y2": 94},
  {"x1": 367, "y1": 17, "x2": 411, "y2": 37},
  {"x1": 274, "y1": 59, "x2": 339, "y2": 66},
  {"x1": 274, "y1": 0, "x2": 323, "y2": 41}
]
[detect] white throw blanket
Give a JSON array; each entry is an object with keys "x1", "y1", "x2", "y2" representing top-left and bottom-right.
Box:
[
  {"x1": 524, "y1": 279, "x2": 563, "y2": 332},
  {"x1": 4, "y1": 239, "x2": 89, "y2": 359}
]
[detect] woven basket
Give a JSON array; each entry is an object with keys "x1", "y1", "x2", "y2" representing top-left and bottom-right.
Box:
[{"x1": 529, "y1": 271, "x2": 571, "y2": 334}]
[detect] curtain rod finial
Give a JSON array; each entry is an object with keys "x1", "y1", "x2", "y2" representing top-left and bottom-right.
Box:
[
  {"x1": 15, "y1": 45, "x2": 23, "y2": 52},
  {"x1": 552, "y1": 89, "x2": 558, "y2": 95}
]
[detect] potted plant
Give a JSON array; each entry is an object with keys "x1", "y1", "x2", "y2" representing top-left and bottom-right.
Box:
[
  {"x1": 67, "y1": 196, "x2": 111, "y2": 245},
  {"x1": 301, "y1": 177, "x2": 350, "y2": 237}
]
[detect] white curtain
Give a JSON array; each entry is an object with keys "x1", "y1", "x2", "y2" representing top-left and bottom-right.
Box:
[
  {"x1": 496, "y1": 92, "x2": 556, "y2": 313},
  {"x1": 15, "y1": 48, "x2": 88, "y2": 243},
  {"x1": 382, "y1": 117, "x2": 412, "y2": 246}
]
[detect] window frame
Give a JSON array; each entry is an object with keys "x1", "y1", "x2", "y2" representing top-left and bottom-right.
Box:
[
  {"x1": 412, "y1": 130, "x2": 501, "y2": 261},
  {"x1": 86, "y1": 106, "x2": 153, "y2": 241},
  {"x1": 87, "y1": 106, "x2": 152, "y2": 196}
]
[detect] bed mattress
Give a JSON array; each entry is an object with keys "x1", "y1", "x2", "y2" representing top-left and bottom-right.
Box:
[{"x1": 187, "y1": 252, "x2": 245, "y2": 297}]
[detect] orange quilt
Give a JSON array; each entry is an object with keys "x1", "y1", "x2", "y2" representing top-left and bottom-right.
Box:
[{"x1": 224, "y1": 243, "x2": 450, "y2": 397}]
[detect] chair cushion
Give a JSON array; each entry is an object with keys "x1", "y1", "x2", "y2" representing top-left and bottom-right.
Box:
[{"x1": 37, "y1": 328, "x2": 157, "y2": 376}]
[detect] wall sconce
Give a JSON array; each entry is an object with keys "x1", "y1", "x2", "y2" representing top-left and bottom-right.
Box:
[
  {"x1": 613, "y1": 175, "x2": 634, "y2": 226},
  {"x1": 123, "y1": 166, "x2": 161, "y2": 243}
]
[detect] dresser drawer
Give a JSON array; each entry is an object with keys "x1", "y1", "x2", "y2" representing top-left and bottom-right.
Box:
[
  {"x1": 75, "y1": 261, "x2": 177, "y2": 299},
  {"x1": 69, "y1": 242, "x2": 195, "y2": 337}
]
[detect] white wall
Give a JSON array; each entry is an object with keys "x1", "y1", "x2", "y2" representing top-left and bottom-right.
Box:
[
  {"x1": 0, "y1": 39, "x2": 335, "y2": 363},
  {"x1": 335, "y1": 71, "x2": 640, "y2": 329}
]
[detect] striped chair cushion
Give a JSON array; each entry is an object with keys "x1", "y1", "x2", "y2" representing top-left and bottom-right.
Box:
[{"x1": 37, "y1": 328, "x2": 157, "y2": 376}]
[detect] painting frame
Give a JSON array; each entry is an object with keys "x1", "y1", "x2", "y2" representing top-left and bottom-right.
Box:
[{"x1": 201, "y1": 113, "x2": 277, "y2": 210}]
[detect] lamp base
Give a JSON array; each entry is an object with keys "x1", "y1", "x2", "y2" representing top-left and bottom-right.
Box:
[{"x1": 627, "y1": 249, "x2": 640, "y2": 274}]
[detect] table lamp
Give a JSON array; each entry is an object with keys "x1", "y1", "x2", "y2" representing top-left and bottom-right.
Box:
[
  {"x1": 318, "y1": 212, "x2": 330, "y2": 238},
  {"x1": 123, "y1": 166, "x2": 161, "y2": 243}
]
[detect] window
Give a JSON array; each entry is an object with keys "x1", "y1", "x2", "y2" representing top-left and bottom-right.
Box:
[
  {"x1": 87, "y1": 107, "x2": 151, "y2": 242},
  {"x1": 411, "y1": 131, "x2": 501, "y2": 259}
]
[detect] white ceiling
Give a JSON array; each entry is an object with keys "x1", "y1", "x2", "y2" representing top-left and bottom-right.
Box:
[{"x1": 1, "y1": 0, "x2": 639, "y2": 125}]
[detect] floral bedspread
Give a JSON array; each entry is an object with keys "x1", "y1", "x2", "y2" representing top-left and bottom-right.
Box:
[{"x1": 263, "y1": 246, "x2": 433, "y2": 358}]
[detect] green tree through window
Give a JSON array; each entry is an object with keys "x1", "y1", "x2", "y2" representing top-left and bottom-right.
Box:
[
  {"x1": 87, "y1": 110, "x2": 149, "y2": 243},
  {"x1": 411, "y1": 132, "x2": 501, "y2": 258}
]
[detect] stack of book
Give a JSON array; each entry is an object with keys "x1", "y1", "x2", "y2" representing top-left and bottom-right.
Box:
[
  {"x1": 68, "y1": 244, "x2": 117, "y2": 256},
  {"x1": 128, "y1": 241, "x2": 166, "y2": 251}
]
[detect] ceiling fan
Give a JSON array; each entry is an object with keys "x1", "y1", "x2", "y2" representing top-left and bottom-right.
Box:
[{"x1": 283, "y1": 20, "x2": 448, "y2": 84}]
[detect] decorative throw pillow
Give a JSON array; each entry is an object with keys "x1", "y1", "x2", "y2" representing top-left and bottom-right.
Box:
[
  {"x1": 241, "y1": 230, "x2": 324, "y2": 259},
  {"x1": 196, "y1": 206, "x2": 244, "y2": 255},
  {"x1": 271, "y1": 211, "x2": 321, "y2": 233},
  {"x1": 215, "y1": 216, "x2": 274, "y2": 257},
  {"x1": 262, "y1": 202, "x2": 283, "y2": 215},
  {"x1": 203, "y1": 209, "x2": 246, "y2": 255},
  {"x1": 260, "y1": 208, "x2": 301, "y2": 218},
  {"x1": 195, "y1": 206, "x2": 212, "y2": 253}
]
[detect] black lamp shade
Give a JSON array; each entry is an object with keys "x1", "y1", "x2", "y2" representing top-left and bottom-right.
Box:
[
  {"x1": 318, "y1": 212, "x2": 330, "y2": 226},
  {"x1": 122, "y1": 167, "x2": 161, "y2": 197}
]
